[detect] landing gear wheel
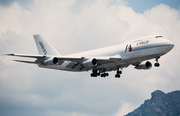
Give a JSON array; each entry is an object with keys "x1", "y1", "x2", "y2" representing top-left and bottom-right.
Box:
[
  {"x1": 115, "y1": 74, "x2": 120, "y2": 78},
  {"x1": 91, "y1": 73, "x2": 97, "y2": 77},
  {"x1": 101, "y1": 74, "x2": 105, "y2": 77},
  {"x1": 91, "y1": 69, "x2": 98, "y2": 77},
  {"x1": 115, "y1": 68, "x2": 122, "y2": 78},
  {"x1": 105, "y1": 73, "x2": 109, "y2": 76},
  {"x1": 154, "y1": 63, "x2": 160, "y2": 67},
  {"x1": 97, "y1": 73, "x2": 100, "y2": 76},
  {"x1": 101, "y1": 73, "x2": 109, "y2": 78}
]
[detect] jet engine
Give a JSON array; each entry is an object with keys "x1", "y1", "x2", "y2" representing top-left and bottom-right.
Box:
[
  {"x1": 135, "y1": 61, "x2": 152, "y2": 70},
  {"x1": 82, "y1": 58, "x2": 97, "y2": 67},
  {"x1": 43, "y1": 57, "x2": 58, "y2": 65}
]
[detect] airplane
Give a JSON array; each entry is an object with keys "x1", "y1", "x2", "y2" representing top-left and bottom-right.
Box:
[{"x1": 6, "y1": 35, "x2": 174, "y2": 78}]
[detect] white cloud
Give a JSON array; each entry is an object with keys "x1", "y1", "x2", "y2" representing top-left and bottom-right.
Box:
[
  {"x1": 0, "y1": 0, "x2": 180, "y2": 116},
  {"x1": 114, "y1": 102, "x2": 136, "y2": 116}
]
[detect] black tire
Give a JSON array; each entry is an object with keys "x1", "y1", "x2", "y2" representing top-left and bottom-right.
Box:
[
  {"x1": 119, "y1": 71, "x2": 122, "y2": 74},
  {"x1": 105, "y1": 73, "x2": 109, "y2": 76},
  {"x1": 154, "y1": 63, "x2": 160, "y2": 67},
  {"x1": 101, "y1": 74, "x2": 105, "y2": 77},
  {"x1": 115, "y1": 74, "x2": 120, "y2": 78},
  {"x1": 97, "y1": 73, "x2": 100, "y2": 76},
  {"x1": 91, "y1": 73, "x2": 97, "y2": 77}
]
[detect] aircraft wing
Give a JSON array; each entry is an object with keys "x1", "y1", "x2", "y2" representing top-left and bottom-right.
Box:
[
  {"x1": 56, "y1": 55, "x2": 122, "y2": 70},
  {"x1": 6, "y1": 53, "x2": 122, "y2": 70},
  {"x1": 55, "y1": 55, "x2": 121, "y2": 63},
  {"x1": 6, "y1": 53, "x2": 45, "y2": 58},
  {"x1": 6, "y1": 53, "x2": 121, "y2": 62},
  {"x1": 6, "y1": 53, "x2": 82, "y2": 60}
]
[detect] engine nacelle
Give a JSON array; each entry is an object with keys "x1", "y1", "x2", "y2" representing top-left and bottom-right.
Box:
[
  {"x1": 135, "y1": 61, "x2": 152, "y2": 70},
  {"x1": 43, "y1": 57, "x2": 58, "y2": 65},
  {"x1": 82, "y1": 58, "x2": 97, "y2": 67}
]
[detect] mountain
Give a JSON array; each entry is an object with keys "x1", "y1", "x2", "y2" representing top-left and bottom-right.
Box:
[{"x1": 125, "y1": 90, "x2": 180, "y2": 116}]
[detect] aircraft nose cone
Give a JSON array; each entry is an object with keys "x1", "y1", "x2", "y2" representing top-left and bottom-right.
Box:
[
  {"x1": 168, "y1": 41, "x2": 174, "y2": 49},
  {"x1": 166, "y1": 40, "x2": 174, "y2": 51},
  {"x1": 160, "y1": 39, "x2": 174, "y2": 54},
  {"x1": 170, "y1": 43, "x2": 174, "y2": 48}
]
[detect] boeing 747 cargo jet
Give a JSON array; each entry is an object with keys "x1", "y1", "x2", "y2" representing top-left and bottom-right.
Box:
[{"x1": 6, "y1": 35, "x2": 174, "y2": 78}]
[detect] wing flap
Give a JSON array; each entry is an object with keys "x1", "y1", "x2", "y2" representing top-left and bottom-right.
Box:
[{"x1": 65, "y1": 62, "x2": 78, "y2": 69}]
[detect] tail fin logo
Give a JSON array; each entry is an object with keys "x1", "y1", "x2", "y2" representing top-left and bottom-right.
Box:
[{"x1": 39, "y1": 41, "x2": 47, "y2": 55}]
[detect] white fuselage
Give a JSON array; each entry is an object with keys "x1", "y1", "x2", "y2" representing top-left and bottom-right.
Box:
[{"x1": 39, "y1": 35, "x2": 174, "y2": 72}]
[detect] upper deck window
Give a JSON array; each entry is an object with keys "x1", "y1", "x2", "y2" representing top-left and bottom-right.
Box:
[{"x1": 155, "y1": 36, "x2": 163, "y2": 38}]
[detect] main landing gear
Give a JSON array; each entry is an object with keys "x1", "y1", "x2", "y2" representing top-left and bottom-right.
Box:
[
  {"x1": 100, "y1": 73, "x2": 109, "y2": 77},
  {"x1": 90, "y1": 68, "x2": 122, "y2": 78},
  {"x1": 90, "y1": 69, "x2": 109, "y2": 78},
  {"x1": 154, "y1": 57, "x2": 160, "y2": 67},
  {"x1": 115, "y1": 68, "x2": 122, "y2": 78},
  {"x1": 90, "y1": 69, "x2": 99, "y2": 77}
]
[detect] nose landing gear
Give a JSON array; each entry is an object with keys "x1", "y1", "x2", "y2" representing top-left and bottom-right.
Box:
[
  {"x1": 154, "y1": 57, "x2": 160, "y2": 67},
  {"x1": 115, "y1": 68, "x2": 122, "y2": 78}
]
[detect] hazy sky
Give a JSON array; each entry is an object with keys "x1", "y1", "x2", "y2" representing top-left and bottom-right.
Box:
[{"x1": 0, "y1": 0, "x2": 180, "y2": 116}]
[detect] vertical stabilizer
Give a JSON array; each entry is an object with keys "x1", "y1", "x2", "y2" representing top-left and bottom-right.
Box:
[{"x1": 33, "y1": 35, "x2": 61, "y2": 55}]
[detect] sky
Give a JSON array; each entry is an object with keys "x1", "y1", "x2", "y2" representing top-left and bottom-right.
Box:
[
  {"x1": 0, "y1": 0, "x2": 180, "y2": 116},
  {"x1": 126, "y1": 0, "x2": 180, "y2": 13}
]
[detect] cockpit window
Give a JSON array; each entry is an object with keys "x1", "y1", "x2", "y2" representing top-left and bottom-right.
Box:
[{"x1": 155, "y1": 36, "x2": 163, "y2": 38}]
